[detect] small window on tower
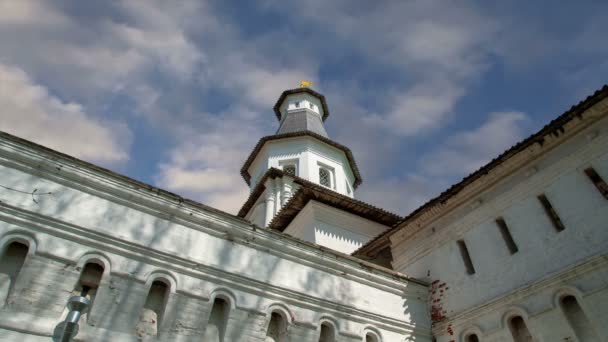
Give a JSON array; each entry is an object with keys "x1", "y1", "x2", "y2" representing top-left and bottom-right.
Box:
[
  {"x1": 319, "y1": 168, "x2": 332, "y2": 188},
  {"x1": 294, "y1": 101, "x2": 300, "y2": 108},
  {"x1": 283, "y1": 164, "x2": 296, "y2": 176},
  {"x1": 309, "y1": 102, "x2": 314, "y2": 110}
]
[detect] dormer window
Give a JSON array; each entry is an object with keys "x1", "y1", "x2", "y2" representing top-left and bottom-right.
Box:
[
  {"x1": 345, "y1": 180, "x2": 352, "y2": 196},
  {"x1": 319, "y1": 167, "x2": 333, "y2": 188}
]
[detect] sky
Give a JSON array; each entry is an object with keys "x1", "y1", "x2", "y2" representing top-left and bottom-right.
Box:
[{"x1": 0, "y1": 0, "x2": 606, "y2": 216}]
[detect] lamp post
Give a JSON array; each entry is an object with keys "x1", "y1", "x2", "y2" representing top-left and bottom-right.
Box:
[{"x1": 52, "y1": 296, "x2": 90, "y2": 341}]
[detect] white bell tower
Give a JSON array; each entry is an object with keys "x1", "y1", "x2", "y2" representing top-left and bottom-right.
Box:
[{"x1": 240, "y1": 86, "x2": 362, "y2": 227}]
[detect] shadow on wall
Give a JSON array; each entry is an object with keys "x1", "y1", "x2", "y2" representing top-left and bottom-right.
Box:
[{"x1": 1, "y1": 172, "x2": 430, "y2": 341}]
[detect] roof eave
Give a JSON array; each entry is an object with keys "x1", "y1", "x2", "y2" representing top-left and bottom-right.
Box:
[{"x1": 273, "y1": 88, "x2": 330, "y2": 122}]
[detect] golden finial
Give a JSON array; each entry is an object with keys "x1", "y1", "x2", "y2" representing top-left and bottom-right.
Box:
[{"x1": 300, "y1": 80, "x2": 313, "y2": 88}]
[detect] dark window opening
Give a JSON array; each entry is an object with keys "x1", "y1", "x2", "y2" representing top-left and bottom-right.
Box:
[
  {"x1": 0, "y1": 242, "x2": 29, "y2": 303},
  {"x1": 365, "y1": 333, "x2": 379, "y2": 342},
  {"x1": 74, "y1": 262, "x2": 104, "y2": 321},
  {"x1": 496, "y1": 218, "x2": 518, "y2": 254},
  {"x1": 509, "y1": 316, "x2": 533, "y2": 342},
  {"x1": 560, "y1": 295, "x2": 600, "y2": 342},
  {"x1": 466, "y1": 334, "x2": 480, "y2": 342},
  {"x1": 584, "y1": 167, "x2": 608, "y2": 199},
  {"x1": 319, "y1": 323, "x2": 335, "y2": 342},
  {"x1": 266, "y1": 311, "x2": 287, "y2": 342},
  {"x1": 457, "y1": 240, "x2": 476, "y2": 275},
  {"x1": 136, "y1": 280, "x2": 170, "y2": 337},
  {"x1": 205, "y1": 297, "x2": 230, "y2": 342},
  {"x1": 537, "y1": 194, "x2": 565, "y2": 232}
]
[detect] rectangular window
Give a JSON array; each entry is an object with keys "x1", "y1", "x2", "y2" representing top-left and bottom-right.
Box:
[
  {"x1": 317, "y1": 163, "x2": 335, "y2": 189},
  {"x1": 537, "y1": 194, "x2": 565, "y2": 232},
  {"x1": 279, "y1": 159, "x2": 298, "y2": 177},
  {"x1": 457, "y1": 239, "x2": 476, "y2": 275},
  {"x1": 584, "y1": 167, "x2": 608, "y2": 199},
  {"x1": 496, "y1": 217, "x2": 518, "y2": 254},
  {"x1": 319, "y1": 167, "x2": 331, "y2": 187}
]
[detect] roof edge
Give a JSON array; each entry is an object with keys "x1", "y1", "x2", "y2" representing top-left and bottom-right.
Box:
[
  {"x1": 240, "y1": 131, "x2": 363, "y2": 188},
  {"x1": 353, "y1": 84, "x2": 608, "y2": 257}
]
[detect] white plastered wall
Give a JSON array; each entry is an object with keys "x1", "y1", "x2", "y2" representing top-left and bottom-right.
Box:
[
  {"x1": 391, "y1": 109, "x2": 608, "y2": 341},
  {"x1": 285, "y1": 201, "x2": 390, "y2": 255}
]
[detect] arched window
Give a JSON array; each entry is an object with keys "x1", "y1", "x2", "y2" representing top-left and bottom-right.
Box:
[
  {"x1": 73, "y1": 262, "x2": 104, "y2": 321},
  {"x1": 205, "y1": 297, "x2": 230, "y2": 342},
  {"x1": 319, "y1": 322, "x2": 335, "y2": 342},
  {"x1": 365, "y1": 332, "x2": 380, "y2": 342},
  {"x1": 0, "y1": 241, "x2": 29, "y2": 304},
  {"x1": 465, "y1": 334, "x2": 480, "y2": 342},
  {"x1": 136, "y1": 280, "x2": 169, "y2": 337},
  {"x1": 508, "y1": 316, "x2": 533, "y2": 342},
  {"x1": 266, "y1": 311, "x2": 288, "y2": 342},
  {"x1": 560, "y1": 295, "x2": 600, "y2": 341}
]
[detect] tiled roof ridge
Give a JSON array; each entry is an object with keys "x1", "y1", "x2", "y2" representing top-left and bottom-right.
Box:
[{"x1": 352, "y1": 84, "x2": 608, "y2": 257}]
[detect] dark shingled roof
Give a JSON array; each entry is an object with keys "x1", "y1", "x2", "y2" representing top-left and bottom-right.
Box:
[
  {"x1": 237, "y1": 168, "x2": 402, "y2": 231},
  {"x1": 240, "y1": 131, "x2": 363, "y2": 188},
  {"x1": 353, "y1": 84, "x2": 608, "y2": 259},
  {"x1": 276, "y1": 109, "x2": 328, "y2": 137},
  {"x1": 274, "y1": 88, "x2": 330, "y2": 121}
]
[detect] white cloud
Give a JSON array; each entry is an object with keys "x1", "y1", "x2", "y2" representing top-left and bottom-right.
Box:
[
  {"x1": 154, "y1": 107, "x2": 264, "y2": 214},
  {"x1": 0, "y1": 63, "x2": 131, "y2": 164},
  {"x1": 365, "y1": 79, "x2": 466, "y2": 136},
  {"x1": 0, "y1": 0, "x2": 69, "y2": 27},
  {"x1": 358, "y1": 111, "x2": 529, "y2": 214},
  {"x1": 419, "y1": 111, "x2": 528, "y2": 176}
]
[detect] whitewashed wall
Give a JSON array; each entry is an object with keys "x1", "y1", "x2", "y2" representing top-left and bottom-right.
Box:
[
  {"x1": 285, "y1": 202, "x2": 389, "y2": 255},
  {"x1": 0, "y1": 134, "x2": 430, "y2": 342},
  {"x1": 391, "y1": 110, "x2": 608, "y2": 341}
]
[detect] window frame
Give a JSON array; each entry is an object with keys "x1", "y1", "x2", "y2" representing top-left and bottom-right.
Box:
[
  {"x1": 279, "y1": 159, "x2": 299, "y2": 177},
  {"x1": 318, "y1": 165, "x2": 335, "y2": 189}
]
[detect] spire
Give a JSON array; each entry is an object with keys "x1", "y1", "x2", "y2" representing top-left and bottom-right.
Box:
[{"x1": 273, "y1": 87, "x2": 330, "y2": 137}]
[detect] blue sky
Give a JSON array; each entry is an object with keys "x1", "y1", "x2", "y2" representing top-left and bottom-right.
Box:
[{"x1": 1, "y1": 0, "x2": 606, "y2": 215}]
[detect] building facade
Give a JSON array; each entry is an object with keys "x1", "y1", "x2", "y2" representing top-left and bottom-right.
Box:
[{"x1": 0, "y1": 84, "x2": 607, "y2": 341}]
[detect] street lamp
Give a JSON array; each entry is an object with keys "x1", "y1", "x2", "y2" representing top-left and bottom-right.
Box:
[{"x1": 52, "y1": 296, "x2": 90, "y2": 342}]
